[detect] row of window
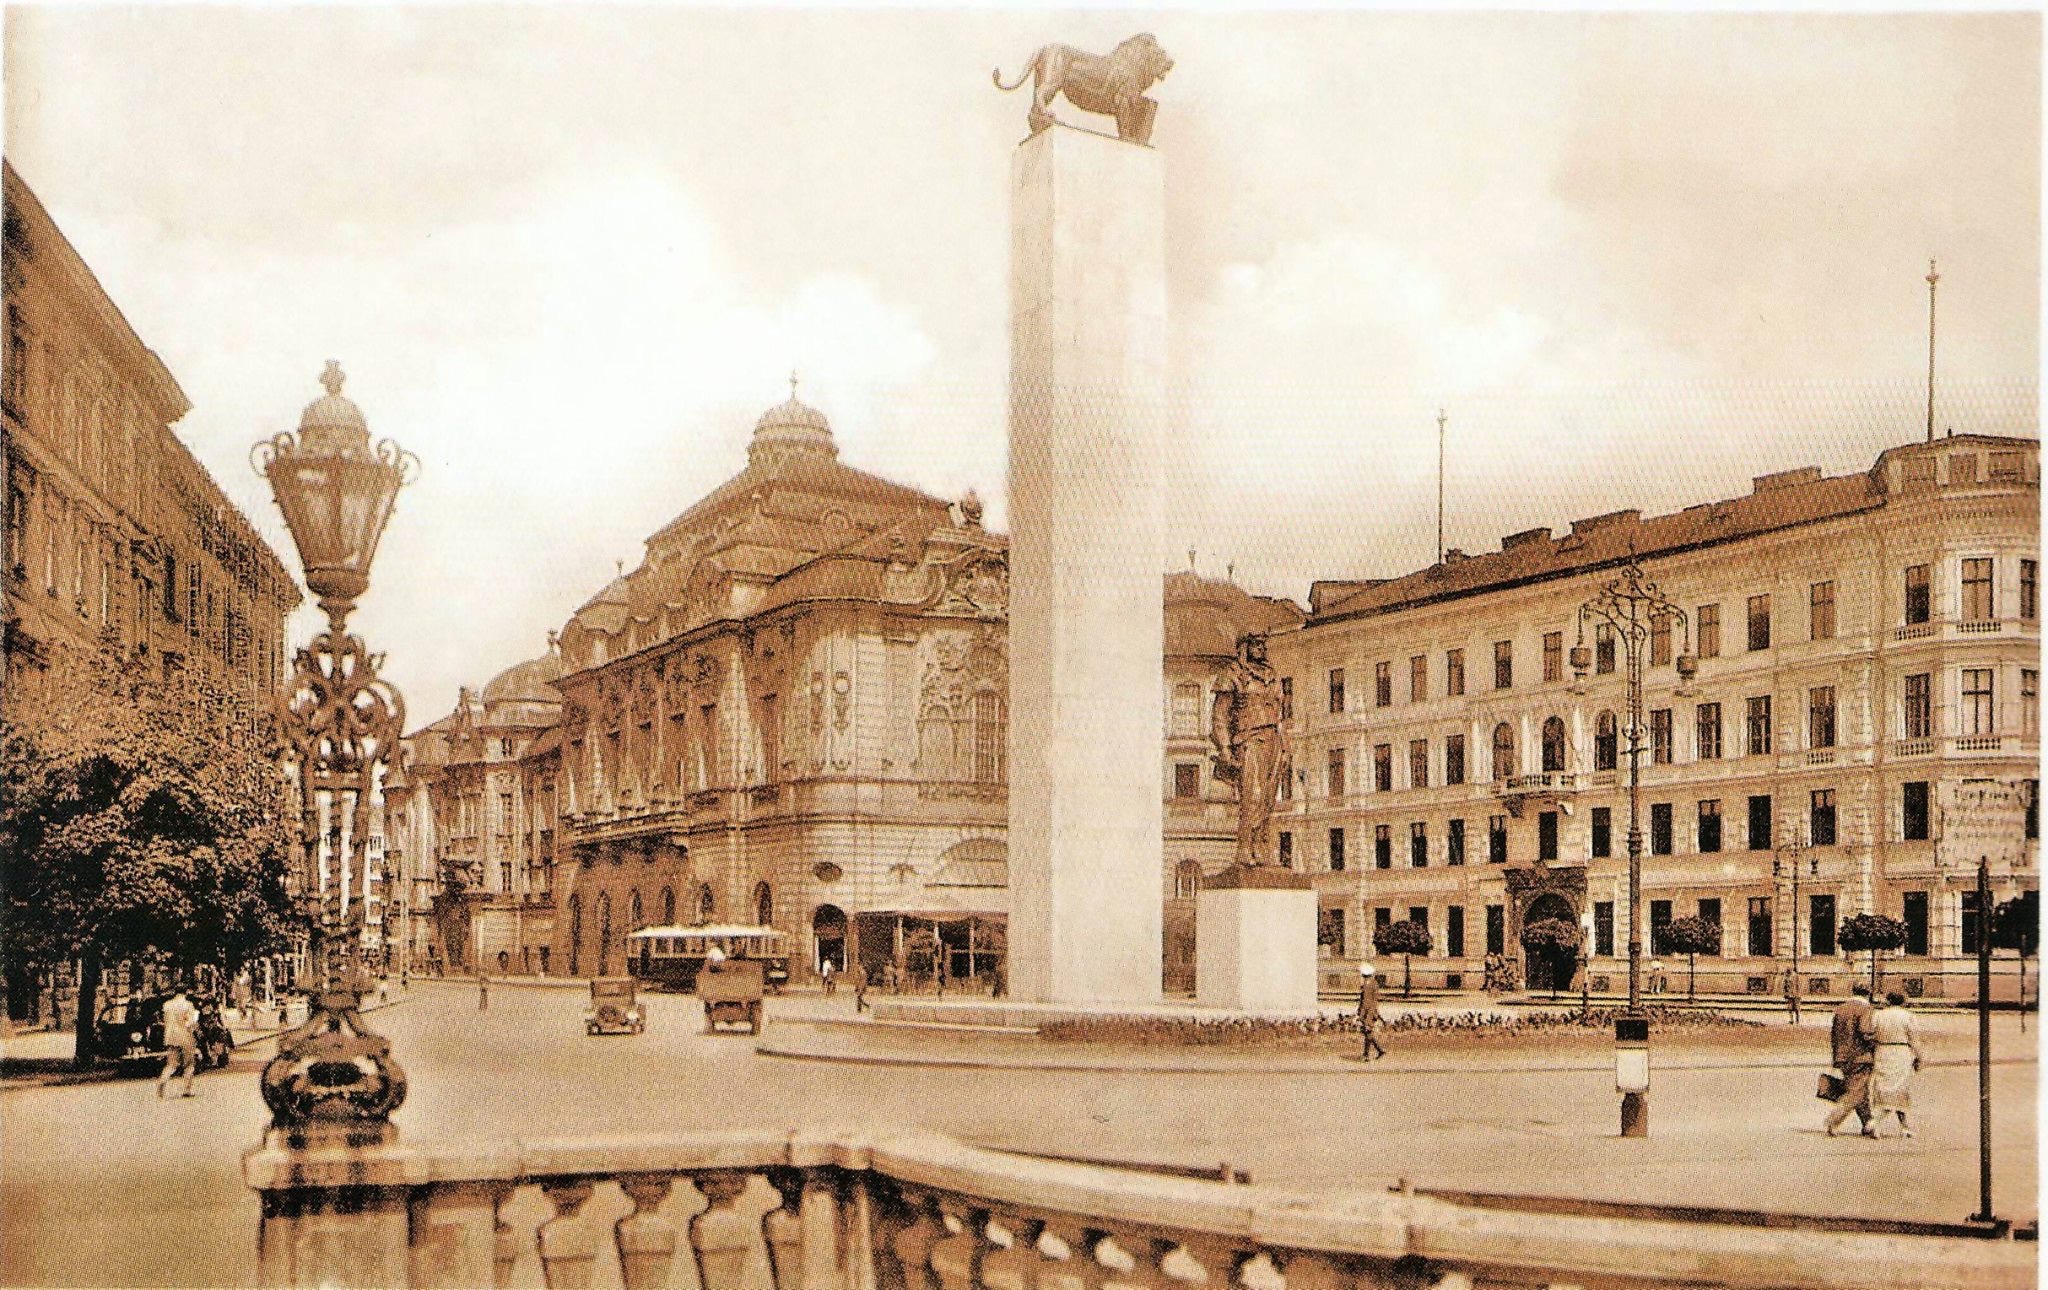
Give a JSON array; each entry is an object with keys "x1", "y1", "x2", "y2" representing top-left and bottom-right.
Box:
[
  {"x1": 1277, "y1": 780, "x2": 2041, "y2": 872},
  {"x1": 1307, "y1": 560, "x2": 2039, "y2": 717}
]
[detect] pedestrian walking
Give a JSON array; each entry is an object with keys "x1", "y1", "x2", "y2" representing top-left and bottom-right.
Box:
[
  {"x1": 1357, "y1": 962, "x2": 1387, "y2": 1061},
  {"x1": 478, "y1": 973, "x2": 490, "y2": 1012},
  {"x1": 853, "y1": 963, "x2": 870, "y2": 1013},
  {"x1": 821, "y1": 957, "x2": 837, "y2": 995},
  {"x1": 1822, "y1": 982, "x2": 1876, "y2": 1136},
  {"x1": 156, "y1": 984, "x2": 201, "y2": 1100},
  {"x1": 1649, "y1": 959, "x2": 1666, "y2": 995},
  {"x1": 1867, "y1": 989, "x2": 1924, "y2": 1139},
  {"x1": 1782, "y1": 967, "x2": 1802, "y2": 1025}
]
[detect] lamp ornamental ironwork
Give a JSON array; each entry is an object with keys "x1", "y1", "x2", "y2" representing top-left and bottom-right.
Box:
[
  {"x1": 1573, "y1": 553, "x2": 1692, "y2": 1138},
  {"x1": 252, "y1": 363, "x2": 418, "y2": 1140}
]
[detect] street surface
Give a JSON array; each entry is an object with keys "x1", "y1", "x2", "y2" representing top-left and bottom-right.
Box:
[{"x1": 2, "y1": 982, "x2": 2035, "y2": 1288}]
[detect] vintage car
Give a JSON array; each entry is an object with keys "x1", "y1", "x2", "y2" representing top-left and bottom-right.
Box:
[
  {"x1": 583, "y1": 977, "x2": 646, "y2": 1036},
  {"x1": 698, "y1": 958, "x2": 765, "y2": 1034},
  {"x1": 94, "y1": 993, "x2": 235, "y2": 1071}
]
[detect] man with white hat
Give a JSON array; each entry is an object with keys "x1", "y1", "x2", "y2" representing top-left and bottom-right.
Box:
[{"x1": 1357, "y1": 961, "x2": 1386, "y2": 1061}]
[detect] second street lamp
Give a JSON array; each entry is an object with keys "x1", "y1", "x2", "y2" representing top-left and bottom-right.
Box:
[{"x1": 1575, "y1": 555, "x2": 1695, "y2": 1138}]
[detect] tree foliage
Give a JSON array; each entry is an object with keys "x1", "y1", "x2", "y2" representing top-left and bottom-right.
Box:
[
  {"x1": 1518, "y1": 917, "x2": 1580, "y2": 955},
  {"x1": 1837, "y1": 912, "x2": 1908, "y2": 995},
  {"x1": 0, "y1": 648, "x2": 300, "y2": 1057},
  {"x1": 1664, "y1": 915, "x2": 1721, "y2": 1000},
  {"x1": 1374, "y1": 919, "x2": 1433, "y2": 997},
  {"x1": 1992, "y1": 891, "x2": 2039, "y2": 958}
]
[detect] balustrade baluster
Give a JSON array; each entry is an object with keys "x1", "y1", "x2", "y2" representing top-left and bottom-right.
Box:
[
  {"x1": 408, "y1": 1181, "x2": 500, "y2": 1289},
  {"x1": 763, "y1": 1169, "x2": 806, "y2": 1290},
  {"x1": 883, "y1": 1189, "x2": 945, "y2": 1290},
  {"x1": 691, "y1": 1170, "x2": 761, "y2": 1290},
  {"x1": 1169, "y1": 1238, "x2": 1253, "y2": 1290},
  {"x1": 1033, "y1": 1221, "x2": 1105, "y2": 1290},
  {"x1": 975, "y1": 1214, "x2": 1034, "y2": 1290},
  {"x1": 1274, "y1": 1251, "x2": 1365, "y2": 1290},
  {"x1": 492, "y1": 1185, "x2": 520, "y2": 1290},
  {"x1": 615, "y1": 1175, "x2": 679, "y2": 1290},
  {"x1": 839, "y1": 1174, "x2": 881, "y2": 1290},
  {"x1": 925, "y1": 1198, "x2": 987, "y2": 1290},
  {"x1": 538, "y1": 1179, "x2": 600, "y2": 1290}
]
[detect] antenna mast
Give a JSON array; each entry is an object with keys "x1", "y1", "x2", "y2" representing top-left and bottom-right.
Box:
[
  {"x1": 1437, "y1": 408, "x2": 1448, "y2": 565},
  {"x1": 1925, "y1": 259, "x2": 1939, "y2": 443}
]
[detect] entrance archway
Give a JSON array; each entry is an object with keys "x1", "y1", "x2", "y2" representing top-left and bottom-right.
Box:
[
  {"x1": 813, "y1": 905, "x2": 847, "y2": 974},
  {"x1": 1522, "y1": 891, "x2": 1579, "y2": 992}
]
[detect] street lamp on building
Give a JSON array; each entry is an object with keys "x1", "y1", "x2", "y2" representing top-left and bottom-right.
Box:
[
  {"x1": 1774, "y1": 833, "x2": 1817, "y2": 1025},
  {"x1": 1573, "y1": 556, "x2": 1695, "y2": 1138},
  {"x1": 251, "y1": 362, "x2": 419, "y2": 1137}
]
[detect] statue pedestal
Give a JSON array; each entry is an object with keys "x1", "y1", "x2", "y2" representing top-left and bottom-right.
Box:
[{"x1": 1195, "y1": 865, "x2": 1317, "y2": 1012}]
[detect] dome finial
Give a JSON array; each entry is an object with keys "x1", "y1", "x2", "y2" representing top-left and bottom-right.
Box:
[
  {"x1": 320, "y1": 360, "x2": 345, "y2": 398},
  {"x1": 789, "y1": 369, "x2": 800, "y2": 401}
]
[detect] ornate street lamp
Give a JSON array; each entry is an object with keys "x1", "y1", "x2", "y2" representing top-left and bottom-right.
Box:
[
  {"x1": 1774, "y1": 833, "x2": 1817, "y2": 1025},
  {"x1": 1574, "y1": 555, "x2": 1695, "y2": 1138},
  {"x1": 252, "y1": 362, "x2": 419, "y2": 1139}
]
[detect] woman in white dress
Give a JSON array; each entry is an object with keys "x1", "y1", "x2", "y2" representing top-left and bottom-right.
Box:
[{"x1": 1866, "y1": 989, "x2": 1923, "y2": 1138}]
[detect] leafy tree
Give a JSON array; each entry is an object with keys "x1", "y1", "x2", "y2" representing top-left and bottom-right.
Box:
[
  {"x1": 1373, "y1": 919, "x2": 1433, "y2": 998},
  {"x1": 0, "y1": 648, "x2": 300, "y2": 1067},
  {"x1": 1663, "y1": 916, "x2": 1722, "y2": 1001},
  {"x1": 1992, "y1": 891, "x2": 2040, "y2": 1030},
  {"x1": 1519, "y1": 917, "x2": 1580, "y2": 1000},
  {"x1": 1837, "y1": 912, "x2": 1909, "y2": 997}
]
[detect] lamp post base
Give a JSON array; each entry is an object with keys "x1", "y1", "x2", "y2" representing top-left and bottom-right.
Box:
[{"x1": 1620, "y1": 1091, "x2": 1649, "y2": 1138}]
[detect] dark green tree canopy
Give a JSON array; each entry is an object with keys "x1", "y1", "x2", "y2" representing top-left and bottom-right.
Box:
[
  {"x1": 1664, "y1": 916, "x2": 1722, "y2": 958},
  {"x1": 1992, "y1": 891, "x2": 2039, "y2": 957},
  {"x1": 1375, "y1": 919, "x2": 1433, "y2": 958},
  {"x1": 1837, "y1": 913, "x2": 1909, "y2": 954},
  {"x1": 1519, "y1": 917, "x2": 1580, "y2": 954}
]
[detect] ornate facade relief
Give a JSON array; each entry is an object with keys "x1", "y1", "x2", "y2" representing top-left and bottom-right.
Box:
[
  {"x1": 926, "y1": 548, "x2": 1009, "y2": 619},
  {"x1": 917, "y1": 625, "x2": 1008, "y2": 781}
]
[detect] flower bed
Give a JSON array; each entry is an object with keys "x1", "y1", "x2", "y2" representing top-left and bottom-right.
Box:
[{"x1": 1037, "y1": 1007, "x2": 1763, "y2": 1047}]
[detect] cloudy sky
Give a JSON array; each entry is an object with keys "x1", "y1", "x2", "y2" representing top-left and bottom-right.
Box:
[{"x1": 6, "y1": 7, "x2": 2038, "y2": 724}]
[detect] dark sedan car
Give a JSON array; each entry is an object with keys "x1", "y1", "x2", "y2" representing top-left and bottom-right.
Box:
[{"x1": 94, "y1": 994, "x2": 234, "y2": 1071}]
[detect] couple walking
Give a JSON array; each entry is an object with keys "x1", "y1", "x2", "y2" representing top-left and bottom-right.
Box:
[{"x1": 1824, "y1": 982, "x2": 1923, "y2": 1138}]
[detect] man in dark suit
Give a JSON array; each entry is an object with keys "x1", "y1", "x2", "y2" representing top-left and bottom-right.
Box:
[{"x1": 1823, "y1": 982, "x2": 1876, "y2": 1136}]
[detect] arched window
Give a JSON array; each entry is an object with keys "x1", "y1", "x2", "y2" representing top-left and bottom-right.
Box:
[
  {"x1": 919, "y1": 704, "x2": 955, "y2": 777},
  {"x1": 1595, "y1": 711, "x2": 1618, "y2": 772},
  {"x1": 629, "y1": 889, "x2": 644, "y2": 932},
  {"x1": 697, "y1": 884, "x2": 716, "y2": 924},
  {"x1": 1541, "y1": 716, "x2": 1566, "y2": 774},
  {"x1": 754, "y1": 881, "x2": 773, "y2": 927},
  {"x1": 661, "y1": 886, "x2": 676, "y2": 926},
  {"x1": 1175, "y1": 859, "x2": 1203, "y2": 900},
  {"x1": 567, "y1": 894, "x2": 583, "y2": 976},
  {"x1": 973, "y1": 691, "x2": 1007, "y2": 783},
  {"x1": 1492, "y1": 722, "x2": 1516, "y2": 782},
  {"x1": 596, "y1": 892, "x2": 613, "y2": 976}
]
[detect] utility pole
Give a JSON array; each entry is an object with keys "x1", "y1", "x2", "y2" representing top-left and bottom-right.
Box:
[{"x1": 1973, "y1": 855, "x2": 1995, "y2": 1224}]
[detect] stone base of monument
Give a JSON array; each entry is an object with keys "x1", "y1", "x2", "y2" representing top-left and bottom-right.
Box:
[{"x1": 1194, "y1": 864, "x2": 1318, "y2": 1013}]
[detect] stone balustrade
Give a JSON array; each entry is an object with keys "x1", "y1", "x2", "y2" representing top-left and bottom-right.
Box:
[{"x1": 243, "y1": 1126, "x2": 2029, "y2": 1290}]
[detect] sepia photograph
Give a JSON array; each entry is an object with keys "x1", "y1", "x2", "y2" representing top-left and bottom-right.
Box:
[{"x1": 0, "y1": 5, "x2": 2038, "y2": 1288}]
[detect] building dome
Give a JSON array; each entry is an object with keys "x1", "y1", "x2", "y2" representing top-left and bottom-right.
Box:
[
  {"x1": 749, "y1": 378, "x2": 838, "y2": 467},
  {"x1": 754, "y1": 395, "x2": 830, "y2": 436},
  {"x1": 482, "y1": 650, "x2": 564, "y2": 706},
  {"x1": 298, "y1": 360, "x2": 370, "y2": 443}
]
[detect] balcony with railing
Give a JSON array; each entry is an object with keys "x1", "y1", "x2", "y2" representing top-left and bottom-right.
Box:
[
  {"x1": 242, "y1": 1127, "x2": 2027, "y2": 1290},
  {"x1": 1494, "y1": 770, "x2": 1577, "y2": 817}
]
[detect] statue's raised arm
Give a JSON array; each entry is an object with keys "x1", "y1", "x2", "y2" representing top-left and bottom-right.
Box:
[{"x1": 993, "y1": 34, "x2": 1174, "y2": 146}]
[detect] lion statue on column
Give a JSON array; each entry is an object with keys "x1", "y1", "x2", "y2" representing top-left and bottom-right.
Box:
[{"x1": 993, "y1": 34, "x2": 1175, "y2": 146}]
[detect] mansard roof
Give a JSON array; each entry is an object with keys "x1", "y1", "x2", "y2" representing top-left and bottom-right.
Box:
[{"x1": 1165, "y1": 570, "x2": 1304, "y2": 658}]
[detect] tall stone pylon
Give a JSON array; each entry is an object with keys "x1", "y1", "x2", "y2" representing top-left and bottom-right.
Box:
[{"x1": 1006, "y1": 123, "x2": 1167, "y2": 1006}]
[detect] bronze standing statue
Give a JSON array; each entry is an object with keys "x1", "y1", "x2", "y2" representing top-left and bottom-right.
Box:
[
  {"x1": 993, "y1": 34, "x2": 1174, "y2": 146},
  {"x1": 1212, "y1": 633, "x2": 1291, "y2": 867}
]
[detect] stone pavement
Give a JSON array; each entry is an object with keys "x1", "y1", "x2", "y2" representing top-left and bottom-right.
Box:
[{"x1": 0, "y1": 996, "x2": 408, "y2": 1089}]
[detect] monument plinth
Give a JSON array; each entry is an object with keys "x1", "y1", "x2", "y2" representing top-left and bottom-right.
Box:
[
  {"x1": 1006, "y1": 123, "x2": 1167, "y2": 1007},
  {"x1": 1196, "y1": 865, "x2": 1317, "y2": 1011}
]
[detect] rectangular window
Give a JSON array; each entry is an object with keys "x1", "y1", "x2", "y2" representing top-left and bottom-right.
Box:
[
  {"x1": 1408, "y1": 739, "x2": 1428, "y2": 789},
  {"x1": 1327, "y1": 747, "x2": 1347, "y2": 798},
  {"x1": 1374, "y1": 825, "x2": 1392, "y2": 870},
  {"x1": 1373, "y1": 743, "x2": 1392, "y2": 792},
  {"x1": 1543, "y1": 631, "x2": 1563, "y2": 683},
  {"x1": 162, "y1": 551, "x2": 178, "y2": 620},
  {"x1": 2030, "y1": 780, "x2": 2040, "y2": 841},
  {"x1": 1903, "y1": 673, "x2": 1932, "y2": 739},
  {"x1": 1318, "y1": 907, "x2": 1345, "y2": 956},
  {"x1": 1650, "y1": 803, "x2": 1673, "y2": 855},
  {"x1": 1952, "y1": 453, "x2": 1979, "y2": 485},
  {"x1": 1645, "y1": 708, "x2": 1672, "y2": 764},
  {"x1": 1488, "y1": 814, "x2": 1508, "y2": 864},
  {"x1": 1962, "y1": 557, "x2": 1994, "y2": 621},
  {"x1": 2025, "y1": 669, "x2": 2039, "y2": 736},
  {"x1": 1595, "y1": 902, "x2": 1615, "y2": 957},
  {"x1": 2023, "y1": 559, "x2": 2038, "y2": 621},
  {"x1": 1748, "y1": 896, "x2": 1773, "y2": 957},
  {"x1": 1537, "y1": 810, "x2": 1559, "y2": 861},
  {"x1": 1447, "y1": 907, "x2": 1466, "y2": 958},
  {"x1": 1746, "y1": 695, "x2": 1773, "y2": 756},
  {"x1": 1808, "y1": 686, "x2": 1836, "y2": 749},
  {"x1": 1278, "y1": 832, "x2": 1294, "y2": 867},
  {"x1": 1279, "y1": 677, "x2": 1294, "y2": 721},
  {"x1": 1375, "y1": 660, "x2": 1392, "y2": 708},
  {"x1": 1902, "y1": 781, "x2": 1930, "y2": 841},
  {"x1": 1962, "y1": 889, "x2": 1985, "y2": 956},
  {"x1": 1650, "y1": 613, "x2": 1672, "y2": 667},
  {"x1": 1696, "y1": 703, "x2": 1722, "y2": 760},
  {"x1": 1747, "y1": 794, "x2": 1773, "y2": 851},
  {"x1": 1410, "y1": 821, "x2": 1428, "y2": 867},
  {"x1": 1810, "y1": 895, "x2": 1837, "y2": 958},
  {"x1": 1375, "y1": 906, "x2": 1393, "y2": 934},
  {"x1": 1902, "y1": 891, "x2": 1929, "y2": 956},
  {"x1": 1697, "y1": 799, "x2": 1722, "y2": 853},
  {"x1": 1408, "y1": 908, "x2": 1430, "y2": 946},
  {"x1": 1697, "y1": 604, "x2": 1720, "y2": 658},
  {"x1": 1747, "y1": 594, "x2": 1772, "y2": 651},
  {"x1": 1328, "y1": 668, "x2": 1346, "y2": 714},
  {"x1": 1904, "y1": 564, "x2": 1931, "y2": 625},
  {"x1": 1810, "y1": 788, "x2": 1837, "y2": 847},
  {"x1": 1493, "y1": 640, "x2": 1513, "y2": 690},
  {"x1": 1486, "y1": 905, "x2": 1506, "y2": 956},
  {"x1": 1595, "y1": 623, "x2": 1616, "y2": 674},
  {"x1": 1810, "y1": 581, "x2": 1836, "y2": 641},
  {"x1": 1444, "y1": 734, "x2": 1466, "y2": 785},
  {"x1": 1446, "y1": 648, "x2": 1465, "y2": 697},
  {"x1": 1410, "y1": 654, "x2": 1427, "y2": 703},
  {"x1": 1278, "y1": 765, "x2": 1292, "y2": 801},
  {"x1": 1174, "y1": 763, "x2": 1200, "y2": 798},
  {"x1": 1697, "y1": 899, "x2": 1722, "y2": 946},
  {"x1": 1651, "y1": 901, "x2": 1674, "y2": 956},
  {"x1": 1328, "y1": 828, "x2": 1346, "y2": 873},
  {"x1": 1590, "y1": 806, "x2": 1612, "y2": 858},
  {"x1": 1447, "y1": 818, "x2": 1466, "y2": 866},
  {"x1": 1962, "y1": 668, "x2": 1995, "y2": 735}
]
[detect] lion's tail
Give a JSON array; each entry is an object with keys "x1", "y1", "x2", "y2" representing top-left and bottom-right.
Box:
[{"x1": 992, "y1": 50, "x2": 1039, "y2": 93}]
